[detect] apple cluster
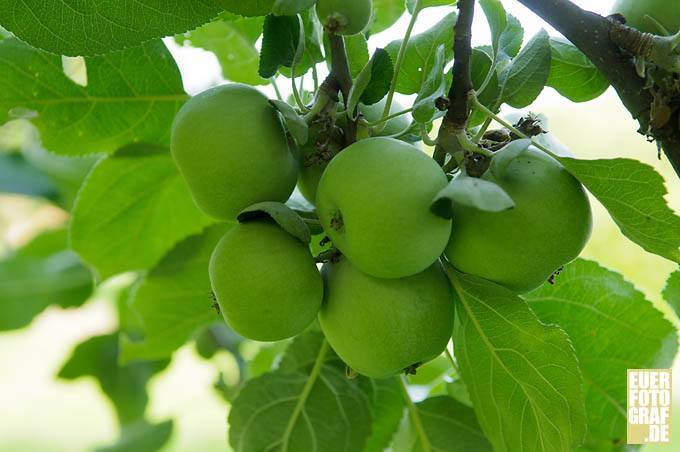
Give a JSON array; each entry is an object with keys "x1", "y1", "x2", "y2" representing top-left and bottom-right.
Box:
[{"x1": 170, "y1": 77, "x2": 592, "y2": 378}]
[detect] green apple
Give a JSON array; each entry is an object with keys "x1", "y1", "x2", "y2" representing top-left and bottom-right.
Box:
[
  {"x1": 360, "y1": 98, "x2": 411, "y2": 137},
  {"x1": 209, "y1": 221, "x2": 323, "y2": 341},
  {"x1": 316, "y1": 137, "x2": 451, "y2": 278},
  {"x1": 612, "y1": 0, "x2": 680, "y2": 34},
  {"x1": 316, "y1": 0, "x2": 372, "y2": 35},
  {"x1": 445, "y1": 143, "x2": 592, "y2": 293},
  {"x1": 171, "y1": 84, "x2": 297, "y2": 220},
  {"x1": 319, "y1": 258, "x2": 454, "y2": 378}
]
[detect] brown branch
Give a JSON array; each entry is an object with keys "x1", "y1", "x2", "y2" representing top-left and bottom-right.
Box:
[
  {"x1": 434, "y1": 0, "x2": 476, "y2": 167},
  {"x1": 517, "y1": 0, "x2": 680, "y2": 177},
  {"x1": 326, "y1": 33, "x2": 357, "y2": 143},
  {"x1": 446, "y1": 0, "x2": 476, "y2": 128}
]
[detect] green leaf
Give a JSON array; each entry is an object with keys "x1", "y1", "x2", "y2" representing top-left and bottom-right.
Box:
[
  {"x1": 413, "y1": 45, "x2": 447, "y2": 124},
  {"x1": 96, "y1": 420, "x2": 173, "y2": 452},
  {"x1": 345, "y1": 34, "x2": 370, "y2": 78},
  {"x1": 347, "y1": 49, "x2": 393, "y2": 114},
  {"x1": 394, "y1": 396, "x2": 492, "y2": 452},
  {"x1": 0, "y1": 227, "x2": 92, "y2": 331},
  {"x1": 498, "y1": 14, "x2": 524, "y2": 61},
  {"x1": 546, "y1": 38, "x2": 609, "y2": 102},
  {"x1": 558, "y1": 157, "x2": 680, "y2": 263},
  {"x1": 479, "y1": 0, "x2": 506, "y2": 57},
  {"x1": 70, "y1": 145, "x2": 213, "y2": 280},
  {"x1": 177, "y1": 15, "x2": 267, "y2": 86},
  {"x1": 229, "y1": 340, "x2": 372, "y2": 452},
  {"x1": 121, "y1": 224, "x2": 232, "y2": 363},
  {"x1": 0, "y1": 39, "x2": 186, "y2": 156},
  {"x1": 272, "y1": 0, "x2": 316, "y2": 16},
  {"x1": 499, "y1": 29, "x2": 551, "y2": 108},
  {"x1": 446, "y1": 378, "x2": 472, "y2": 406},
  {"x1": 407, "y1": 0, "x2": 457, "y2": 13},
  {"x1": 663, "y1": 270, "x2": 680, "y2": 319},
  {"x1": 361, "y1": 378, "x2": 405, "y2": 452},
  {"x1": 446, "y1": 264, "x2": 587, "y2": 452},
  {"x1": 219, "y1": 0, "x2": 275, "y2": 17},
  {"x1": 0, "y1": 152, "x2": 58, "y2": 200},
  {"x1": 269, "y1": 99, "x2": 309, "y2": 145},
  {"x1": 0, "y1": 0, "x2": 222, "y2": 56},
  {"x1": 238, "y1": 201, "x2": 312, "y2": 244},
  {"x1": 431, "y1": 174, "x2": 514, "y2": 218},
  {"x1": 59, "y1": 333, "x2": 169, "y2": 424},
  {"x1": 259, "y1": 14, "x2": 301, "y2": 78},
  {"x1": 469, "y1": 47, "x2": 501, "y2": 127},
  {"x1": 369, "y1": 0, "x2": 405, "y2": 34},
  {"x1": 360, "y1": 49, "x2": 394, "y2": 106},
  {"x1": 279, "y1": 10, "x2": 325, "y2": 79},
  {"x1": 525, "y1": 259, "x2": 678, "y2": 446},
  {"x1": 385, "y1": 13, "x2": 457, "y2": 94}
]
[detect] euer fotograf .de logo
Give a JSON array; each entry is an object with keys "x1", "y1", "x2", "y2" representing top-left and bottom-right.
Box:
[{"x1": 627, "y1": 369, "x2": 672, "y2": 444}]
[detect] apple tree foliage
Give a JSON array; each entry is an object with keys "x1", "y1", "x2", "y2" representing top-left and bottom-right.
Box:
[{"x1": 0, "y1": 0, "x2": 679, "y2": 451}]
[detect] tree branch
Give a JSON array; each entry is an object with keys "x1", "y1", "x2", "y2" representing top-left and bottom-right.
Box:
[
  {"x1": 326, "y1": 33, "x2": 357, "y2": 144},
  {"x1": 446, "y1": 0, "x2": 475, "y2": 128},
  {"x1": 517, "y1": 0, "x2": 680, "y2": 177},
  {"x1": 434, "y1": 0, "x2": 476, "y2": 167}
]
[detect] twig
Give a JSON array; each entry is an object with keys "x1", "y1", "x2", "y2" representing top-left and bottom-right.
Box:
[
  {"x1": 517, "y1": 0, "x2": 680, "y2": 177},
  {"x1": 446, "y1": 0, "x2": 476, "y2": 129},
  {"x1": 327, "y1": 33, "x2": 357, "y2": 143}
]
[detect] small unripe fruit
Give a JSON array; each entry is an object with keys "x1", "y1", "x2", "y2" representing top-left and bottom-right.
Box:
[
  {"x1": 316, "y1": 0, "x2": 373, "y2": 35},
  {"x1": 171, "y1": 84, "x2": 297, "y2": 220},
  {"x1": 319, "y1": 258, "x2": 454, "y2": 378},
  {"x1": 445, "y1": 144, "x2": 592, "y2": 293},
  {"x1": 316, "y1": 137, "x2": 451, "y2": 278},
  {"x1": 209, "y1": 221, "x2": 323, "y2": 341}
]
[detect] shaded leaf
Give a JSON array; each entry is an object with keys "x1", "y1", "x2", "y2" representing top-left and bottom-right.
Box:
[
  {"x1": 238, "y1": 201, "x2": 311, "y2": 244},
  {"x1": 0, "y1": 39, "x2": 186, "y2": 156},
  {"x1": 121, "y1": 224, "x2": 232, "y2": 363},
  {"x1": 406, "y1": 0, "x2": 457, "y2": 13},
  {"x1": 413, "y1": 45, "x2": 447, "y2": 124},
  {"x1": 0, "y1": 152, "x2": 57, "y2": 200},
  {"x1": 431, "y1": 174, "x2": 514, "y2": 219},
  {"x1": 499, "y1": 30, "x2": 551, "y2": 108},
  {"x1": 526, "y1": 259, "x2": 678, "y2": 446},
  {"x1": 385, "y1": 13, "x2": 457, "y2": 94},
  {"x1": 59, "y1": 333, "x2": 169, "y2": 425},
  {"x1": 547, "y1": 38, "x2": 609, "y2": 102},
  {"x1": 259, "y1": 15, "x2": 300, "y2": 78},
  {"x1": 369, "y1": 0, "x2": 405, "y2": 34},
  {"x1": 361, "y1": 377, "x2": 405, "y2": 452},
  {"x1": 96, "y1": 420, "x2": 173, "y2": 452},
  {"x1": 176, "y1": 14, "x2": 267, "y2": 86},
  {"x1": 558, "y1": 157, "x2": 680, "y2": 263},
  {"x1": 0, "y1": 227, "x2": 92, "y2": 331},
  {"x1": 663, "y1": 270, "x2": 680, "y2": 319},
  {"x1": 345, "y1": 34, "x2": 370, "y2": 78},
  {"x1": 70, "y1": 145, "x2": 214, "y2": 280},
  {"x1": 360, "y1": 49, "x2": 394, "y2": 106},
  {"x1": 447, "y1": 264, "x2": 587, "y2": 452},
  {"x1": 394, "y1": 396, "x2": 492, "y2": 452}
]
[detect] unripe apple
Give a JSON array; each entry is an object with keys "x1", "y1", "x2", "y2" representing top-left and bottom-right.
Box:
[
  {"x1": 316, "y1": 137, "x2": 451, "y2": 278},
  {"x1": 171, "y1": 84, "x2": 297, "y2": 220},
  {"x1": 445, "y1": 144, "x2": 592, "y2": 293},
  {"x1": 209, "y1": 221, "x2": 323, "y2": 341},
  {"x1": 319, "y1": 258, "x2": 454, "y2": 378},
  {"x1": 612, "y1": 0, "x2": 680, "y2": 34},
  {"x1": 316, "y1": 0, "x2": 373, "y2": 35}
]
